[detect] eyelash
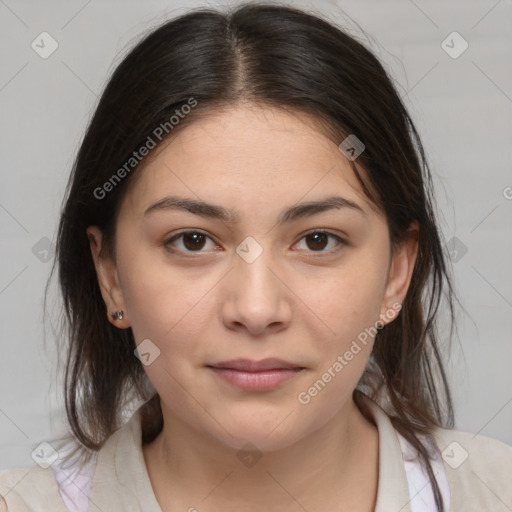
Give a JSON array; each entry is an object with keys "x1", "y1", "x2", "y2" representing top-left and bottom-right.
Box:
[{"x1": 163, "y1": 229, "x2": 346, "y2": 256}]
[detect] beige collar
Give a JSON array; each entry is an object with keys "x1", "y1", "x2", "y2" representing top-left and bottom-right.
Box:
[{"x1": 89, "y1": 395, "x2": 414, "y2": 511}]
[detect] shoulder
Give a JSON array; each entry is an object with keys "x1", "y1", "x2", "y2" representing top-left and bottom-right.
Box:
[
  {"x1": 433, "y1": 427, "x2": 512, "y2": 511},
  {"x1": 433, "y1": 427, "x2": 512, "y2": 468},
  {"x1": 0, "y1": 464, "x2": 69, "y2": 512}
]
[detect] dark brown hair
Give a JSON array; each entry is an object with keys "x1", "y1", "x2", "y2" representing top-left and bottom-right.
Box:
[{"x1": 50, "y1": 3, "x2": 456, "y2": 510}]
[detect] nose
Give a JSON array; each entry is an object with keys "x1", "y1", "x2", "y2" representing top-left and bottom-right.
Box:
[{"x1": 221, "y1": 243, "x2": 293, "y2": 337}]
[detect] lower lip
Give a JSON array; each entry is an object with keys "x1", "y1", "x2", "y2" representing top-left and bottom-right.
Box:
[{"x1": 209, "y1": 367, "x2": 303, "y2": 391}]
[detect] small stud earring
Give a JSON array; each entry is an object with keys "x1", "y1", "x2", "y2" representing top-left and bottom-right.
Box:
[{"x1": 111, "y1": 310, "x2": 124, "y2": 321}]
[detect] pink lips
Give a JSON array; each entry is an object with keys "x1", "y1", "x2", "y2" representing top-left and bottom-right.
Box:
[{"x1": 208, "y1": 358, "x2": 304, "y2": 391}]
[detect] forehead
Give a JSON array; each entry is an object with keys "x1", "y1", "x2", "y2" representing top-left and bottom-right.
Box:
[{"x1": 120, "y1": 105, "x2": 375, "y2": 217}]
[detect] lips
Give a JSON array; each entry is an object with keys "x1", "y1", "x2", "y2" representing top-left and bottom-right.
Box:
[
  {"x1": 208, "y1": 358, "x2": 303, "y2": 372},
  {"x1": 207, "y1": 359, "x2": 305, "y2": 391}
]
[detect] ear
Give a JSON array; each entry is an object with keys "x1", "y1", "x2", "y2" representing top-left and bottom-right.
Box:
[
  {"x1": 86, "y1": 226, "x2": 130, "y2": 329},
  {"x1": 379, "y1": 221, "x2": 419, "y2": 326}
]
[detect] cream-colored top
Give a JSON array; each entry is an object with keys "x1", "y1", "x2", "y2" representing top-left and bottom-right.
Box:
[{"x1": 1, "y1": 396, "x2": 511, "y2": 511}]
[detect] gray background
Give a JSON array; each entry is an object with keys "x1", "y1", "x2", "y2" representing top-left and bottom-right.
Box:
[{"x1": 1, "y1": 0, "x2": 511, "y2": 471}]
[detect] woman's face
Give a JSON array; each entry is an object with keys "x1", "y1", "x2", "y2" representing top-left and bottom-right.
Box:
[{"x1": 88, "y1": 104, "x2": 416, "y2": 451}]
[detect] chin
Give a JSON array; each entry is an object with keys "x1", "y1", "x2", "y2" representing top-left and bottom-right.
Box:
[
  {"x1": 215, "y1": 428, "x2": 302, "y2": 454},
  {"x1": 206, "y1": 410, "x2": 305, "y2": 452}
]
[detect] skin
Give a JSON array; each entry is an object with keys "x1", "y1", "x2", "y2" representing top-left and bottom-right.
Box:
[{"x1": 88, "y1": 103, "x2": 418, "y2": 512}]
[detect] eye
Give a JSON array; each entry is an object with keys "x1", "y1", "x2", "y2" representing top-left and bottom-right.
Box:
[
  {"x1": 164, "y1": 230, "x2": 218, "y2": 253},
  {"x1": 294, "y1": 230, "x2": 345, "y2": 254},
  {"x1": 163, "y1": 229, "x2": 345, "y2": 255}
]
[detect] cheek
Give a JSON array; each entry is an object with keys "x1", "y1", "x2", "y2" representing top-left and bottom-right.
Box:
[
  {"x1": 300, "y1": 258, "x2": 387, "y2": 343},
  {"x1": 293, "y1": 254, "x2": 388, "y2": 403},
  {"x1": 294, "y1": 266, "x2": 384, "y2": 413},
  {"x1": 122, "y1": 272, "x2": 213, "y2": 350},
  {"x1": 117, "y1": 246, "x2": 224, "y2": 389},
  {"x1": 117, "y1": 240, "x2": 201, "y2": 334},
  {"x1": 118, "y1": 259, "x2": 212, "y2": 408}
]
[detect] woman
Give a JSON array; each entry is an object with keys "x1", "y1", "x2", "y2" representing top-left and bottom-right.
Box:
[{"x1": 1, "y1": 3, "x2": 510, "y2": 511}]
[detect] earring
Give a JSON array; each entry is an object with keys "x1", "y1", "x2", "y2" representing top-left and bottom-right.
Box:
[{"x1": 111, "y1": 310, "x2": 124, "y2": 321}]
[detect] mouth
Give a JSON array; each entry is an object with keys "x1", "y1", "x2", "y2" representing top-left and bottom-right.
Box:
[
  {"x1": 206, "y1": 358, "x2": 305, "y2": 391},
  {"x1": 209, "y1": 358, "x2": 304, "y2": 372}
]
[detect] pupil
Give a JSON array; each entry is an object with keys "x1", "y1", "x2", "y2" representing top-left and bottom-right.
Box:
[
  {"x1": 308, "y1": 233, "x2": 327, "y2": 250},
  {"x1": 184, "y1": 233, "x2": 205, "y2": 250}
]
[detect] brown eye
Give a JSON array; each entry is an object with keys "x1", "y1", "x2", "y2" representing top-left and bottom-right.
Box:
[
  {"x1": 305, "y1": 232, "x2": 329, "y2": 251},
  {"x1": 164, "y1": 231, "x2": 216, "y2": 253},
  {"x1": 182, "y1": 232, "x2": 206, "y2": 251},
  {"x1": 295, "y1": 231, "x2": 345, "y2": 254}
]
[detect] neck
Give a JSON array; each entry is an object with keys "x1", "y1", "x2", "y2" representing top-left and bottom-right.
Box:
[{"x1": 143, "y1": 397, "x2": 379, "y2": 512}]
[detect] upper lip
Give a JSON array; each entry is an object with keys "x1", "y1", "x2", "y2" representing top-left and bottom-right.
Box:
[{"x1": 208, "y1": 358, "x2": 303, "y2": 371}]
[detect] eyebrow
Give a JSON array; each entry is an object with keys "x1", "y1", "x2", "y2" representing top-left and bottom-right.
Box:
[{"x1": 143, "y1": 195, "x2": 365, "y2": 225}]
